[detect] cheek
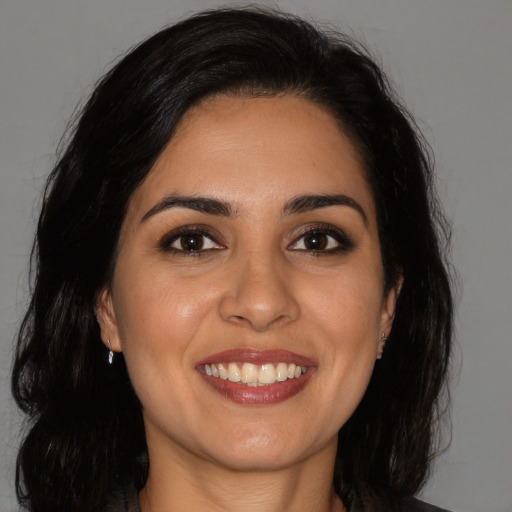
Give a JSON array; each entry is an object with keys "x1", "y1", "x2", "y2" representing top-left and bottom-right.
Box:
[
  {"x1": 304, "y1": 265, "x2": 383, "y2": 339},
  {"x1": 111, "y1": 269, "x2": 215, "y2": 411},
  {"x1": 114, "y1": 258, "x2": 211, "y2": 335},
  {"x1": 301, "y1": 266, "x2": 383, "y2": 409},
  {"x1": 110, "y1": 262, "x2": 220, "y2": 392}
]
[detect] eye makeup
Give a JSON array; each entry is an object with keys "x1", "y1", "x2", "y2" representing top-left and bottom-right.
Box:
[
  {"x1": 157, "y1": 221, "x2": 355, "y2": 259},
  {"x1": 158, "y1": 225, "x2": 225, "y2": 256},
  {"x1": 288, "y1": 223, "x2": 356, "y2": 256}
]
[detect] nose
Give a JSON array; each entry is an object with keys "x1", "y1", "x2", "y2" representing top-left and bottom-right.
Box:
[{"x1": 219, "y1": 254, "x2": 300, "y2": 332}]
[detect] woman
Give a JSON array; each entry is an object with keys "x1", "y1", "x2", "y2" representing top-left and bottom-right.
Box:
[{"x1": 12, "y1": 7, "x2": 453, "y2": 512}]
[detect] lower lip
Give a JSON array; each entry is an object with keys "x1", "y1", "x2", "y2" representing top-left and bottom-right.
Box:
[{"x1": 199, "y1": 370, "x2": 314, "y2": 405}]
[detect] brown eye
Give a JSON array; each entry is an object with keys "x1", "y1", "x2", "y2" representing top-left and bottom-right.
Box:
[
  {"x1": 303, "y1": 233, "x2": 328, "y2": 251},
  {"x1": 179, "y1": 234, "x2": 204, "y2": 251},
  {"x1": 159, "y1": 227, "x2": 224, "y2": 254},
  {"x1": 289, "y1": 226, "x2": 355, "y2": 254}
]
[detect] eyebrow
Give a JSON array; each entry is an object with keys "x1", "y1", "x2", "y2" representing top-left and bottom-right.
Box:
[
  {"x1": 140, "y1": 192, "x2": 367, "y2": 225},
  {"x1": 282, "y1": 194, "x2": 368, "y2": 224},
  {"x1": 141, "y1": 195, "x2": 233, "y2": 223}
]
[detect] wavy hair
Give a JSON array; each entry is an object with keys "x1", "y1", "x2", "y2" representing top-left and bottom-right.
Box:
[{"x1": 12, "y1": 7, "x2": 453, "y2": 512}]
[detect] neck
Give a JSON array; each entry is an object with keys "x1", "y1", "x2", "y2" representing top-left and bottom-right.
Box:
[{"x1": 139, "y1": 436, "x2": 344, "y2": 512}]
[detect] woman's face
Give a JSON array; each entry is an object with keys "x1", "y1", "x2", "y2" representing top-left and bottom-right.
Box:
[{"x1": 97, "y1": 95, "x2": 398, "y2": 472}]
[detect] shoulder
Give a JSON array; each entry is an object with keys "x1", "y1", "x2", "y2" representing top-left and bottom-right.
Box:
[
  {"x1": 398, "y1": 496, "x2": 452, "y2": 512},
  {"x1": 103, "y1": 484, "x2": 141, "y2": 512}
]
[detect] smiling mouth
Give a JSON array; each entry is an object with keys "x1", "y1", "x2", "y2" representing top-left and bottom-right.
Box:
[
  {"x1": 197, "y1": 349, "x2": 315, "y2": 405},
  {"x1": 202, "y1": 362, "x2": 307, "y2": 386}
]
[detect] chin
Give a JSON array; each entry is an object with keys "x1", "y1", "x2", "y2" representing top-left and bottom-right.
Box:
[
  {"x1": 202, "y1": 426, "x2": 322, "y2": 472},
  {"x1": 212, "y1": 447, "x2": 299, "y2": 472}
]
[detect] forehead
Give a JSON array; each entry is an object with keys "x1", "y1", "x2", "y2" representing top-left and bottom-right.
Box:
[{"x1": 127, "y1": 94, "x2": 375, "y2": 223}]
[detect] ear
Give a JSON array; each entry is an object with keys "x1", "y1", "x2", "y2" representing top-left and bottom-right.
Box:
[
  {"x1": 378, "y1": 275, "x2": 403, "y2": 350},
  {"x1": 95, "y1": 287, "x2": 122, "y2": 353}
]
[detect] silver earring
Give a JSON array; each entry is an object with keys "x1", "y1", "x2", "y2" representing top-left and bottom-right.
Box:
[
  {"x1": 377, "y1": 333, "x2": 389, "y2": 360},
  {"x1": 107, "y1": 340, "x2": 114, "y2": 365}
]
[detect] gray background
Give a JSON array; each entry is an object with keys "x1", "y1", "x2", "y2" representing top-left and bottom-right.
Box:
[{"x1": 1, "y1": 1, "x2": 511, "y2": 511}]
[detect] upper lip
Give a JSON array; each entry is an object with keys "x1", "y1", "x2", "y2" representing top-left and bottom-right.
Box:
[{"x1": 196, "y1": 348, "x2": 316, "y2": 367}]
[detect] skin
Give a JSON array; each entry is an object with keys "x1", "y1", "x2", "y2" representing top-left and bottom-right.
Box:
[{"x1": 97, "y1": 95, "x2": 400, "y2": 512}]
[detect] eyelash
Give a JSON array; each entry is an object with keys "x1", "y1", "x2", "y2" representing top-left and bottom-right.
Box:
[
  {"x1": 158, "y1": 226, "x2": 224, "y2": 256},
  {"x1": 290, "y1": 224, "x2": 355, "y2": 255},
  {"x1": 158, "y1": 224, "x2": 355, "y2": 257}
]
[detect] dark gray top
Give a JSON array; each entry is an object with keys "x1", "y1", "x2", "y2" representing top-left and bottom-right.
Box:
[{"x1": 105, "y1": 484, "x2": 452, "y2": 512}]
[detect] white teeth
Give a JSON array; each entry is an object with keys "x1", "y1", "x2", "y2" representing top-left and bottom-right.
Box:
[
  {"x1": 228, "y1": 362, "x2": 241, "y2": 382},
  {"x1": 276, "y1": 362, "x2": 288, "y2": 382},
  {"x1": 217, "y1": 363, "x2": 228, "y2": 380},
  {"x1": 241, "y1": 363, "x2": 258, "y2": 384},
  {"x1": 204, "y1": 362, "x2": 307, "y2": 385},
  {"x1": 258, "y1": 364, "x2": 276, "y2": 384}
]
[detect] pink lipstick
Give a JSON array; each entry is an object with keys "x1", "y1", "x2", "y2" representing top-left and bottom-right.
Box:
[{"x1": 196, "y1": 349, "x2": 316, "y2": 405}]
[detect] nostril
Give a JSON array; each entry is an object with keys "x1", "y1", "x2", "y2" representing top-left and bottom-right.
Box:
[
  {"x1": 228, "y1": 315, "x2": 252, "y2": 327},
  {"x1": 218, "y1": 278, "x2": 301, "y2": 332},
  {"x1": 267, "y1": 314, "x2": 288, "y2": 330}
]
